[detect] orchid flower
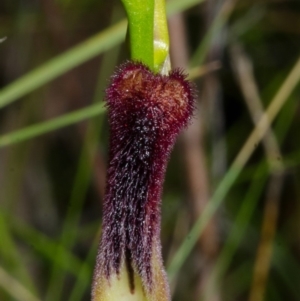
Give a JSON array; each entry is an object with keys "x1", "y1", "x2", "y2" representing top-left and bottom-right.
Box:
[{"x1": 91, "y1": 1, "x2": 195, "y2": 300}]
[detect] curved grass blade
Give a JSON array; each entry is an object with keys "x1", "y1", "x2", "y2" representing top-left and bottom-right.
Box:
[{"x1": 0, "y1": 103, "x2": 105, "y2": 148}]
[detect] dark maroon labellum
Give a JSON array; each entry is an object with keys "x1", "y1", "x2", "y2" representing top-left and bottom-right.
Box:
[{"x1": 93, "y1": 61, "x2": 195, "y2": 298}]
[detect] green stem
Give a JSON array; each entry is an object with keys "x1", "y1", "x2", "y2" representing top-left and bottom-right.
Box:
[
  {"x1": 121, "y1": 0, "x2": 170, "y2": 72},
  {"x1": 0, "y1": 103, "x2": 105, "y2": 148},
  {"x1": 121, "y1": 0, "x2": 155, "y2": 68}
]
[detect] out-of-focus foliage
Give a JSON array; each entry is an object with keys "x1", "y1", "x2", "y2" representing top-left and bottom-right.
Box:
[{"x1": 0, "y1": 1, "x2": 300, "y2": 301}]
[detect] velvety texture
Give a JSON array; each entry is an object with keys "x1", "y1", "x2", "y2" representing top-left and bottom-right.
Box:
[{"x1": 92, "y1": 61, "x2": 195, "y2": 301}]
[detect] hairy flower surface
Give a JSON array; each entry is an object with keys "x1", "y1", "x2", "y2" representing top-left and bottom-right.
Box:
[{"x1": 92, "y1": 61, "x2": 195, "y2": 301}]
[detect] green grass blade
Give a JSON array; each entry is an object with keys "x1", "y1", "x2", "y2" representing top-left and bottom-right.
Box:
[
  {"x1": 167, "y1": 164, "x2": 242, "y2": 282},
  {"x1": 0, "y1": 266, "x2": 40, "y2": 301},
  {"x1": 0, "y1": 102, "x2": 105, "y2": 148},
  {"x1": 190, "y1": 0, "x2": 236, "y2": 67},
  {"x1": 11, "y1": 216, "x2": 84, "y2": 276},
  {"x1": 0, "y1": 212, "x2": 37, "y2": 295},
  {"x1": 0, "y1": 20, "x2": 127, "y2": 110},
  {"x1": 223, "y1": 261, "x2": 252, "y2": 301},
  {"x1": 273, "y1": 244, "x2": 300, "y2": 301},
  {"x1": 204, "y1": 166, "x2": 268, "y2": 298},
  {"x1": 68, "y1": 233, "x2": 100, "y2": 301}
]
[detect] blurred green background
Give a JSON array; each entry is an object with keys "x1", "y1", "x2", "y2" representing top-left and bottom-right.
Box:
[{"x1": 0, "y1": 0, "x2": 300, "y2": 300}]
